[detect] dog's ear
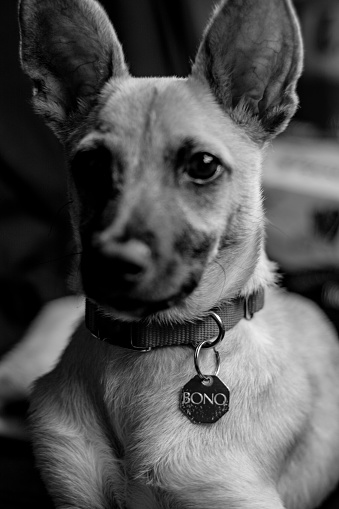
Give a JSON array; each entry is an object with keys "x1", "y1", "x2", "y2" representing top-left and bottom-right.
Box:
[
  {"x1": 19, "y1": 0, "x2": 128, "y2": 137},
  {"x1": 192, "y1": 0, "x2": 303, "y2": 143}
]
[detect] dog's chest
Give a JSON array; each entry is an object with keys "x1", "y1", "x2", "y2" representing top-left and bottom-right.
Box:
[{"x1": 100, "y1": 340, "x2": 297, "y2": 502}]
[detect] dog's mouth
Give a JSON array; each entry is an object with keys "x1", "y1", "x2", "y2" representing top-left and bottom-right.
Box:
[
  {"x1": 79, "y1": 222, "x2": 215, "y2": 319},
  {"x1": 81, "y1": 250, "x2": 202, "y2": 319},
  {"x1": 91, "y1": 288, "x2": 193, "y2": 319},
  {"x1": 85, "y1": 279, "x2": 199, "y2": 319}
]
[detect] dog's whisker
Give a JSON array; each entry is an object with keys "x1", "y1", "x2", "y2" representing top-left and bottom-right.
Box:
[
  {"x1": 48, "y1": 199, "x2": 74, "y2": 237},
  {"x1": 265, "y1": 219, "x2": 294, "y2": 240},
  {"x1": 33, "y1": 251, "x2": 82, "y2": 268}
]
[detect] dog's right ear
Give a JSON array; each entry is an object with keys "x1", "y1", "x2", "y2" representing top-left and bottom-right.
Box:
[{"x1": 19, "y1": 0, "x2": 128, "y2": 138}]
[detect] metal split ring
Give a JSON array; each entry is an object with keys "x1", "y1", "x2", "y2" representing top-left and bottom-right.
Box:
[
  {"x1": 193, "y1": 312, "x2": 225, "y2": 382},
  {"x1": 201, "y1": 311, "x2": 225, "y2": 349},
  {"x1": 194, "y1": 341, "x2": 221, "y2": 382}
]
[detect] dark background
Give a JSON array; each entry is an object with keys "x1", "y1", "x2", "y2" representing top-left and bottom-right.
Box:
[{"x1": 0, "y1": 0, "x2": 339, "y2": 508}]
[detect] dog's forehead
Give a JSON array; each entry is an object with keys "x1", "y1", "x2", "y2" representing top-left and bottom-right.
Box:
[{"x1": 92, "y1": 77, "x2": 240, "y2": 153}]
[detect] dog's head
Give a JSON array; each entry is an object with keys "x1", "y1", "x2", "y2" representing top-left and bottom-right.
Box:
[{"x1": 19, "y1": 0, "x2": 302, "y2": 320}]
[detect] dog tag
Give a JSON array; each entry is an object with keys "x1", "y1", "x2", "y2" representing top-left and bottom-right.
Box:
[{"x1": 180, "y1": 375, "x2": 230, "y2": 424}]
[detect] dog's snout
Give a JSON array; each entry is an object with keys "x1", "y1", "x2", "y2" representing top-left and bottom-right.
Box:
[{"x1": 99, "y1": 239, "x2": 152, "y2": 280}]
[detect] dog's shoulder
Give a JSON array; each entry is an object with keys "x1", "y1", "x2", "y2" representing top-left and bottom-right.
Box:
[
  {"x1": 276, "y1": 289, "x2": 337, "y2": 346},
  {"x1": 262, "y1": 286, "x2": 339, "y2": 405},
  {"x1": 30, "y1": 321, "x2": 107, "y2": 418}
]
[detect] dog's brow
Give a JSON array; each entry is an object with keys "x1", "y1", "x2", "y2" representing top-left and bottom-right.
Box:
[
  {"x1": 164, "y1": 138, "x2": 196, "y2": 168},
  {"x1": 177, "y1": 138, "x2": 197, "y2": 155}
]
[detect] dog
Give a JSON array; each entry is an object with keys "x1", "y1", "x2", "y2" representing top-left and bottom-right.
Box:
[{"x1": 19, "y1": 0, "x2": 339, "y2": 507}]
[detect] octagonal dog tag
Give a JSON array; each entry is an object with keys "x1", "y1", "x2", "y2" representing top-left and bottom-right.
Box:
[{"x1": 180, "y1": 375, "x2": 230, "y2": 424}]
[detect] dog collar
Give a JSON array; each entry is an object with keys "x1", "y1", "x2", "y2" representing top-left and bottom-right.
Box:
[{"x1": 85, "y1": 288, "x2": 265, "y2": 351}]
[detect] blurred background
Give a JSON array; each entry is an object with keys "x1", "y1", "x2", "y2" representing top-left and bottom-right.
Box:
[{"x1": 0, "y1": 0, "x2": 338, "y2": 507}]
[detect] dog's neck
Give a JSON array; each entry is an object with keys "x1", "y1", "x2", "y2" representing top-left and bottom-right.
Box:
[
  {"x1": 86, "y1": 250, "x2": 274, "y2": 350},
  {"x1": 86, "y1": 287, "x2": 265, "y2": 351}
]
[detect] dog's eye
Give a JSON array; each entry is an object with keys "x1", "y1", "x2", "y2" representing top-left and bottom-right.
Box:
[
  {"x1": 185, "y1": 153, "x2": 223, "y2": 184},
  {"x1": 70, "y1": 146, "x2": 113, "y2": 205}
]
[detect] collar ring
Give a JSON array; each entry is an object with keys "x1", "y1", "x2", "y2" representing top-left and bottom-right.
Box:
[{"x1": 200, "y1": 311, "x2": 225, "y2": 349}]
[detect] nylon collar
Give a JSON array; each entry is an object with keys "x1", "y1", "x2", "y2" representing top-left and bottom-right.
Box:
[{"x1": 85, "y1": 288, "x2": 265, "y2": 351}]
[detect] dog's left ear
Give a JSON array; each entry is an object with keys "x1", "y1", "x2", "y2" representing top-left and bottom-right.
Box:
[{"x1": 192, "y1": 0, "x2": 303, "y2": 143}]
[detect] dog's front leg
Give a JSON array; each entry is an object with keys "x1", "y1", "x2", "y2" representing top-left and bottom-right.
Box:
[
  {"x1": 30, "y1": 404, "x2": 123, "y2": 509},
  {"x1": 170, "y1": 473, "x2": 287, "y2": 509},
  {"x1": 145, "y1": 448, "x2": 288, "y2": 509},
  {"x1": 30, "y1": 368, "x2": 124, "y2": 509},
  {"x1": 160, "y1": 484, "x2": 287, "y2": 509}
]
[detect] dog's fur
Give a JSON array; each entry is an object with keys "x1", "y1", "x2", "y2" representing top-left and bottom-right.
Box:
[{"x1": 19, "y1": 0, "x2": 339, "y2": 507}]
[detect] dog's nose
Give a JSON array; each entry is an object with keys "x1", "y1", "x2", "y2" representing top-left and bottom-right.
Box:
[{"x1": 99, "y1": 239, "x2": 152, "y2": 281}]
